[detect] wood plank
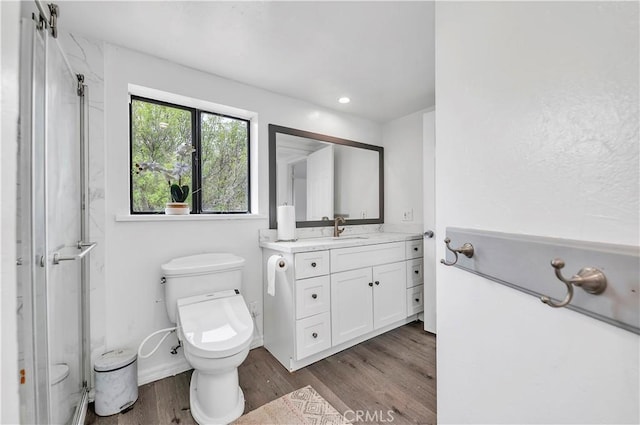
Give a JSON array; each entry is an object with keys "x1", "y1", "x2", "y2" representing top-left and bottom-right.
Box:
[
  {"x1": 85, "y1": 404, "x2": 118, "y2": 425},
  {"x1": 154, "y1": 370, "x2": 196, "y2": 425},
  {"x1": 117, "y1": 380, "x2": 159, "y2": 425},
  {"x1": 86, "y1": 322, "x2": 436, "y2": 425}
]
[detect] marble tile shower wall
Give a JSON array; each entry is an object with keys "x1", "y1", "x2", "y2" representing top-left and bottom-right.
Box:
[
  {"x1": 46, "y1": 38, "x2": 84, "y2": 391},
  {"x1": 59, "y1": 32, "x2": 106, "y2": 383}
]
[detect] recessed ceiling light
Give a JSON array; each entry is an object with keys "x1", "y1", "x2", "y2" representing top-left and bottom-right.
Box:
[{"x1": 338, "y1": 97, "x2": 351, "y2": 104}]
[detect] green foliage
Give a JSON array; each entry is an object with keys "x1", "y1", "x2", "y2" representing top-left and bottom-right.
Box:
[
  {"x1": 170, "y1": 184, "x2": 190, "y2": 203},
  {"x1": 200, "y1": 113, "x2": 249, "y2": 212},
  {"x1": 131, "y1": 99, "x2": 192, "y2": 212},
  {"x1": 131, "y1": 98, "x2": 249, "y2": 213}
]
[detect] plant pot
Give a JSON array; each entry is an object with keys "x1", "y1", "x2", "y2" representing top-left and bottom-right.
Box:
[{"x1": 165, "y1": 202, "x2": 190, "y2": 215}]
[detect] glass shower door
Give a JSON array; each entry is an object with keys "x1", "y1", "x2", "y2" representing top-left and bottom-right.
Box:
[
  {"x1": 17, "y1": 13, "x2": 86, "y2": 425},
  {"x1": 17, "y1": 16, "x2": 49, "y2": 424},
  {"x1": 45, "y1": 23, "x2": 83, "y2": 425}
]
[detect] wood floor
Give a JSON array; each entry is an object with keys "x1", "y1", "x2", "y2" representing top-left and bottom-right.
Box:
[{"x1": 85, "y1": 321, "x2": 436, "y2": 425}]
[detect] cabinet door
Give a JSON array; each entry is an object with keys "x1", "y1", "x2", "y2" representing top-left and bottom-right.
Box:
[
  {"x1": 331, "y1": 268, "x2": 374, "y2": 346},
  {"x1": 406, "y1": 258, "x2": 424, "y2": 288},
  {"x1": 373, "y1": 262, "x2": 407, "y2": 329},
  {"x1": 407, "y1": 285, "x2": 424, "y2": 316},
  {"x1": 295, "y1": 275, "x2": 330, "y2": 319},
  {"x1": 295, "y1": 250, "x2": 330, "y2": 279},
  {"x1": 295, "y1": 312, "x2": 332, "y2": 360}
]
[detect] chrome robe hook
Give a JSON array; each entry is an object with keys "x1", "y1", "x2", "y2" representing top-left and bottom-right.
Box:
[
  {"x1": 440, "y1": 237, "x2": 474, "y2": 266},
  {"x1": 541, "y1": 258, "x2": 607, "y2": 308}
]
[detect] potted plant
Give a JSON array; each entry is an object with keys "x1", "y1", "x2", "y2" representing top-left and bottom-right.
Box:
[{"x1": 135, "y1": 142, "x2": 194, "y2": 215}]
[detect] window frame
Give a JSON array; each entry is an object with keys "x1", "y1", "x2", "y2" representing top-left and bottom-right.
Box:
[{"x1": 129, "y1": 95, "x2": 251, "y2": 215}]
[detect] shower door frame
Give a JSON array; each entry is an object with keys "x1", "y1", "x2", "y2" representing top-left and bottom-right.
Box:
[{"x1": 18, "y1": 2, "x2": 92, "y2": 423}]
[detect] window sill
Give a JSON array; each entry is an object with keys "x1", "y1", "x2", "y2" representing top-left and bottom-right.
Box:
[{"x1": 115, "y1": 213, "x2": 268, "y2": 222}]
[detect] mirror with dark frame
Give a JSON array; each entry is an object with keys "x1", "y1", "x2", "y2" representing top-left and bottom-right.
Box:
[{"x1": 269, "y1": 124, "x2": 384, "y2": 229}]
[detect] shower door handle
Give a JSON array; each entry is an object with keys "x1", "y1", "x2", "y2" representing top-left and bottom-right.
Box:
[{"x1": 52, "y1": 241, "x2": 97, "y2": 265}]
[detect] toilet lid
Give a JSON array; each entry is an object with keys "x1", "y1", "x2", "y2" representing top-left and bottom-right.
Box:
[
  {"x1": 50, "y1": 363, "x2": 69, "y2": 386},
  {"x1": 161, "y1": 253, "x2": 245, "y2": 277},
  {"x1": 178, "y1": 293, "x2": 254, "y2": 358}
]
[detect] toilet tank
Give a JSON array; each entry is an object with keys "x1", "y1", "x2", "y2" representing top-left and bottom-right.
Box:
[{"x1": 161, "y1": 253, "x2": 245, "y2": 323}]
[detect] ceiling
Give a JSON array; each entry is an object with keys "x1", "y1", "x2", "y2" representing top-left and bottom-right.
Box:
[{"x1": 59, "y1": 1, "x2": 435, "y2": 123}]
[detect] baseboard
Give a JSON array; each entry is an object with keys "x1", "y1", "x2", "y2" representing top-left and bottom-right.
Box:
[{"x1": 137, "y1": 358, "x2": 192, "y2": 386}]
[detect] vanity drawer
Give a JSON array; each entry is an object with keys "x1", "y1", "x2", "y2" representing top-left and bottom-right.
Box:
[
  {"x1": 406, "y1": 258, "x2": 423, "y2": 288},
  {"x1": 406, "y1": 239, "x2": 423, "y2": 259},
  {"x1": 295, "y1": 251, "x2": 330, "y2": 279},
  {"x1": 407, "y1": 285, "x2": 424, "y2": 316},
  {"x1": 295, "y1": 312, "x2": 331, "y2": 360},
  {"x1": 331, "y1": 242, "x2": 405, "y2": 273},
  {"x1": 295, "y1": 276, "x2": 330, "y2": 319}
]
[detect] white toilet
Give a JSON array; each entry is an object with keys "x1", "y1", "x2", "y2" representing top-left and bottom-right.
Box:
[{"x1": 161, "y1": 253, "x2": 254, "y2": 424}]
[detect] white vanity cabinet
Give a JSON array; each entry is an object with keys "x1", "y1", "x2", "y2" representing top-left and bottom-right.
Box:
[
  {"x1": 262, "y1": 233, "x2": 422, "y2": 371},
  {"x1": 331, "y1": 262, "x2": 407, "y2": 345}
]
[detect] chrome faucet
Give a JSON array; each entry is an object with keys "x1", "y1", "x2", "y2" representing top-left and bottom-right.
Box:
[{"x1": 333, "y1": 216, "x2": 346, "y2": 237}]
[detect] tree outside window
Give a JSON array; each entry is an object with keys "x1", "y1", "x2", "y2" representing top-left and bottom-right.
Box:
[{"x1": 130, "y1": 96, "x2": 250, "y2": 214}]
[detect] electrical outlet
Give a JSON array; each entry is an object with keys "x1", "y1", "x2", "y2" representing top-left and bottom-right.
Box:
[{"x1": 402, "y1": 209, "x2": 413, "y2": 222}]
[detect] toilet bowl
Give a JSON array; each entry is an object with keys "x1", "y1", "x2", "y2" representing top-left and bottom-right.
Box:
[
  {"x1": 50, "y1": 363, "x2": 71, "y2": 425},
  {"x1": 178, "y1": 291, "x2": 253, "y2": 424},
  {"x1": 161, "y1": 253, "x2": 254, "y2": 424}
]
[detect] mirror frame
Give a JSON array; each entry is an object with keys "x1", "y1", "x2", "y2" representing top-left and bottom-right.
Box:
[{"x1": 269, "y1": 124, "x2": 384, "y2": 229}]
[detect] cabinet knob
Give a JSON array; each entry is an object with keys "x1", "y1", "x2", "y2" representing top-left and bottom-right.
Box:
[
  {"x1": 415, "y1": 298, "x2": 420, "y2": 303},
  {"x1": 414, "y1": 247, "x2": 419, "y2": 251},
  {"x1": 414, "y1": 270, "x2": 419, "y2": 274},
  {"x1": 368, "y1": 282, "x2": 373, "y2": 287},
  {"x1": 311, "y1": 262, "x2": 317, "y2": 267},
  {"x1": 374, "y1": 281, "x2": 380, "y2": 285},
  {"x1": 312, "y1": 332, "x2": 318, "y2": 338},
  {"x1": 311, "y1": 293, "x2": 318, "y2": 299}
]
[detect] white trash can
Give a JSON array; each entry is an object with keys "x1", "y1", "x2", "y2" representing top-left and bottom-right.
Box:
[{"x1": 94, "y1": 349, "x2": 138, "y2": 416}]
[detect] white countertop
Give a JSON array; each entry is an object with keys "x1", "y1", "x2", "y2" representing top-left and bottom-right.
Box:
[{"x1": 260, "y1": 232, "x2": 422, "y2": 253}]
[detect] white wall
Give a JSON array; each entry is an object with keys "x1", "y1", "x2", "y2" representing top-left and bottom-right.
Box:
[
  {"x1": 382, "y1": 108, "x2": 431, "y2": 233},
  {"x1": 436, "y1": 2, "x2": 639, "y2": 423},
  {"x1": 65, "y1": 38, "x2": 381, "y2": 383},
  {"x1": 0, "y1": 1, "x2": 20, "y2": 422}
]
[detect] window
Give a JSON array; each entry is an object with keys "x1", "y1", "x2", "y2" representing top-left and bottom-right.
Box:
[{"x1": 130, "y1": 95, "x2": 250, "y2": 214}]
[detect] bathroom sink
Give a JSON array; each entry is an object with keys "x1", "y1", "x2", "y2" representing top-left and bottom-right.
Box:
[{"x1": 332, "y1": 236, "x2": 369, "y2": 240}]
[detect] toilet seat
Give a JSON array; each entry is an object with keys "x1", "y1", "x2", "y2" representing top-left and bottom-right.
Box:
[{"x1": 178, "y1": 291, "x2": 253, "y2": 359}]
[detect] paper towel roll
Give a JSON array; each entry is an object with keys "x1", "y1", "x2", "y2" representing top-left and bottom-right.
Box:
[
  {"x1": 267, "y1": 255, "x2": 288, "y2": 296},
  {"x1": 277, "y1": 205, "x2": 296, "y2": 241}
]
